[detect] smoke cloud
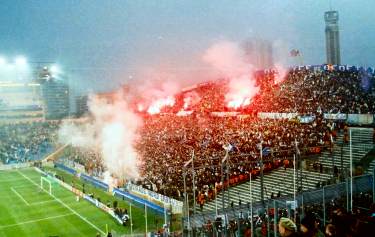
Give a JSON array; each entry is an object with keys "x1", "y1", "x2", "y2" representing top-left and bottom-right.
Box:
[
  {"x1": 274, "y1": 63, "x2": 288, "y2": 84},
  {"x1": 59, "y1": 91, "x2": 142, "y2": 180},
  {"x1": 202, "y1": 40, "x2": 260, "y2": 108}
]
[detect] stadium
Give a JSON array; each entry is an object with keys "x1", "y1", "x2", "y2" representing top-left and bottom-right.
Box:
[{"x1": 1, "y1": 1, "x2": 375, "y2": 237}]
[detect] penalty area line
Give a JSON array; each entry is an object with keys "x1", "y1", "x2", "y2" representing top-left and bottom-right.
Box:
[
  {"x1": 0, "y1": 178, "x2": 28, "y2": 183},
  {"x1": 10, "y1": 187, "x2": 30, "y2": 206},
  {"x1": 0, "y1": 213, "x2": 74, "y2": 229},
  {"x1": 29, "y1": 199, "x2": 58, "y2": 206},
  {"x1": 16, "y1": 170, "x2": 106, "y2": 235}
]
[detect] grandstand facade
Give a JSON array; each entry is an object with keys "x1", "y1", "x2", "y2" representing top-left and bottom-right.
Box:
[{"x1": 0, "y1": 82, "x2": 44, "y2": 122}]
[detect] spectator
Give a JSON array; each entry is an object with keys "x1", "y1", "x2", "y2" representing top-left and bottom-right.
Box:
[
  {"x1": 278, "y1": 217, "x2": 299, "y2": 237},
  {"x1": 324, "y1": 224, "x2": 336, "y2": 237},
  {"x1": 300, "y1": 213, "x2": 324, "y2": 237}
]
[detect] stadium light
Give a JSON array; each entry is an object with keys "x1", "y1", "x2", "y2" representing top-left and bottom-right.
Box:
[
  {"x1": 50, "y1": 64, "x2": 60, "y2": 74},
  {"x1": 0, "y1": 57, "x2": 6, "y2": 65},
  {"x1": 14, "y1": 56, "x2": 27, "y2": 67}
]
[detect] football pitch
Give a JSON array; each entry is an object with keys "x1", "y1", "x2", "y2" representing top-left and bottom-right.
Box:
[{"x1": 0, "y1": 168, "x2": 154, "y2": 237}]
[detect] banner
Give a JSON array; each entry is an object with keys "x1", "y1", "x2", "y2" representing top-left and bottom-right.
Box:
[
  {"x1": 83, "y1": 194, "x2": 123, "y2": 224},
  {"x1": 258, "y1": 112, "x2": 298, "y2": 120},
  {"x1": 53, "y1": 163, "x2": 181, "y2": 213},
  {"x1": 125, "y1": 183, "x2": 183, "y2": 214},
  {"x1": 291, "y1": 64, "x2": 375, "y2": 74},
  {"x1": 113, "y1": 188, "x2": 168, "y2": 214},
  {"x1": 298, "y1": 115, "x2": 316, "y2": 123},
  {"x1": 347, "y1": 114, "x2": 374, "y2": 125},
  {"x1": 211, "y1": 112, "x2": 240, "y2": 117},
  {"x1": 74, "y1": 162, "x2": 85, "y2": 173},
  {"x1": 176, "y1": 110, "x2": 193, "y2": 116},
  {"x1": 323, "y1": 113, "x2": 347, "y2": 120}
]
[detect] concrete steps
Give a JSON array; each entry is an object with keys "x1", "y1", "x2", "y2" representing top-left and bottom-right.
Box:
[
  {"x1": 201, "y1": 167, "x2": 331, "y2": 212},
  {"x1": 315, "y1": 128, "x2": 373, "y2": 173}
]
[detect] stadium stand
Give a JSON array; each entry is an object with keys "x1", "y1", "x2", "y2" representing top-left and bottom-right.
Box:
[
  {"x1": 51, "y1": 68, "x2": 375, "y2": 204},
  {"x1": 2, "y1": 67, "x2": 375, "y2": 236},
  {"x1": 0, "y1": 121, "x2": 59, "y2": 164}
]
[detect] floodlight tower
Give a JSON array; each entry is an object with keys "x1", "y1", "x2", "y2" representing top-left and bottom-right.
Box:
[{"x1": 324, "y1": 10, "x2": 341, "y2": 65}]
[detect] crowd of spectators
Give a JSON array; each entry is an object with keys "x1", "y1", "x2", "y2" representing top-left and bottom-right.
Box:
[
  {"x1": 136, "y1": 114, "x2": 334, "y2": 201},
  {"x1": 250, "y1": 69, "x2": 375, "y2": 114},
  {"x1": 52, "y1": 68, "x2": 375, "y2": 205},
  {"x1": 0, "y1": 121, "x2": 59, "y2": 164},
  {"x1": 157, "y1": 69, "x2": 375, "y2": 114},
  {"x1": 59, "y1": 147, "x2": 105, "y2": 178},
  {"x1": 132, "y1": 68, "x2": 375, "y2": 206}
]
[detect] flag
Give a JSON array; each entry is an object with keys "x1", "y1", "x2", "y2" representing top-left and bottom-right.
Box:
[
  {"x1": 223, "y1": 143, "x2": 234, "y2": 151},
  {"x1": 294, "y1": 139, "x2": 301, "y2": 156},
  {"x1": 201, "y1": 139, "x2": 210, "y2": 148},
  {"x1": 327, "y1": 64, "x2": 334, "y2": 71},
  {"x1": 290, "y1": 49, "x2": 300, "y2": 57},
  {"x1": 262, "y1": 147, "x2": 271, "y2": 156}
]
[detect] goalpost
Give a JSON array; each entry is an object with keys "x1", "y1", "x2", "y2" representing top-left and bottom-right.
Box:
[{"x1": 40, "y1": 176, "x2": 52, "y2": 195}]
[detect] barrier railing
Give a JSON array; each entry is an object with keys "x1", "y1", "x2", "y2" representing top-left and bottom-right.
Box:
[
  {"x1": 53, "y1": 162, "x2": 167, "y2": 215},
  {"x1": 113, "y1": 188, "x2": 166, "y2": 214},
  {"x1": 80, "y1": 173, "x2": 109, "y2": 191},
  {"x1": 54, "y1": 162, "x2": 76, "y2": 175},
  {"x1": 258, "y1": 112, "x2": 375, "y2": 125}
]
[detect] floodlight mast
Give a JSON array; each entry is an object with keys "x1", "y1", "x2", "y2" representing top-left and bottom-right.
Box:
[{"x1": 183, "y1": 151, "x2": 194, "y2": 235}]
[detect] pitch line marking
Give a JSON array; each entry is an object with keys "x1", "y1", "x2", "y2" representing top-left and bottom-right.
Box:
[
  {"x1": 10, "y1": 187, "x2": 30, "y2": 206},
  {"x1": 0, "y1": 213, "x2": 74, "y2": 229},
  {"x1": 0, "y1": 178, "x2": 27, "y2": 183},
  {"x1": 16, "y1": 170, "x2": 105, "y2": 235},
  {"x1": 29, "y1": 199, "x2": 58, "y2": 206}
]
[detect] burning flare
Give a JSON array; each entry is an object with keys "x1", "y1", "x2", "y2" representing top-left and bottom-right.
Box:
[{"x1": 147, "y1": 96, "x2": 175, "y2": 114}]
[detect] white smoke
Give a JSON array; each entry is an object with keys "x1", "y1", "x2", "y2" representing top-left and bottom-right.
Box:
[
  {"x1": 183, "y1": 91, "x2": 201, "y2": 110},
  {"x1": 274, "y1": 63, "x2": 288, "y2": 84},
  {"x1": 59, "y1": 92, "x2": 142, "y2": 180}
]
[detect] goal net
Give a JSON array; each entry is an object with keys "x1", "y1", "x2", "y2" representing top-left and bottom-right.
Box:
[{"x1": 40, "y1": 176, "x2": 52, "y2": 195}]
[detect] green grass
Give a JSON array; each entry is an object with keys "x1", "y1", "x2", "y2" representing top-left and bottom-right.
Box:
[
  {"x1": 44, "y1": 166, "x2": 167, "y2": 229},
  {"x1": 44, "y1": 165, "x2": 182, "y2": 232},
  {"x1": 0, "y1": 168, "x2": 164, "y2": 237}
]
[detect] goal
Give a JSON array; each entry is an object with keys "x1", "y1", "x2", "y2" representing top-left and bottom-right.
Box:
[{"x1": 40, "y1": 176, "x2": 52, "y2": 195}]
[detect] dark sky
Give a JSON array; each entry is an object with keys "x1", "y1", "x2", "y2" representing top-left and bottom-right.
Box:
[{"x1": 0, "y1": 0, "x2": 374, "y2": 91}]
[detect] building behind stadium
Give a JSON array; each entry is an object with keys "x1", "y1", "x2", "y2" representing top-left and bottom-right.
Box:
[{"x1": 0, "y1": 63, "x2": 73, "y2": 122}]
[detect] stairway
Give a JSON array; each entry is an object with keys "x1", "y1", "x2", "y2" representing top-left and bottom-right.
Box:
[
  {"x1": 315, "y1": 127, "x2": 373, "y2": 174},
  {"x1": 201, "y1": 167, "x2": 331, "y2": 212}
]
